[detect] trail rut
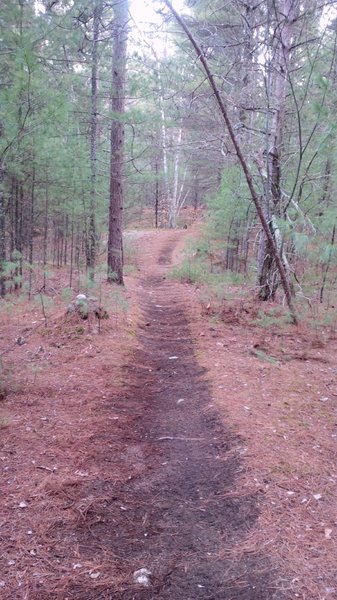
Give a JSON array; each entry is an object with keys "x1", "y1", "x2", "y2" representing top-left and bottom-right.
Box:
[{"x1": 85, "y1": 232, "x2": 284, "y2": 599}]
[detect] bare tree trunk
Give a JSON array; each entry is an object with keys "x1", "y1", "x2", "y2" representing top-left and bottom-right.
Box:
[
  {"x1": 226, "y1": 218, "x2": 235, "y2": 270},
  {"x1": 28, "y1": 165, "x2": 35, "y2": 300},
  {"x1": 321, "y1": 158, "x2": 331, "y2": 206},
  {"x1": 156, "y1": 56, "x2": 170, "y2": 217},
  {"x1": 0, "y1": 162, "x2": 6, "y2": 297},
  {"x1": 237, "y1": 0, "x2": 255, "y2": 133},
  {"x1": 12, "y1": 181, "x2": 23, "y2": 291},
  {"x1": 164, "y1": 0, "x2": 298, "y2": 324},
  {"x1": 107, "y1": 0, "x2": 129, "y2": 285},
  {"x1": 87, "y1": 2, "x2": 101, "y2": 280},
  {"x1": 43, "y1": 184, "x2": 49, "y2": 291},
  {"x1": 64, "y1": 213, "x2": 68, "y2": 266},
  {"x1": 69, "y1": 212, "x2": 74, "y2": 288},
  {"x1": 169, "y1": 124, "x2": 183, "y2": 228},
  {"x1": 155, "y1": 160, "x2": 159, "y2": 228},
  {"x1": 193, "y1": 173, "x2": 199, "y2": 211},
  {"x1": 258, "y1": 0, "x2": 299, "y2": 300},
  {"x1": 320, "y1": 223, "x2": 336, "y2": 304}
]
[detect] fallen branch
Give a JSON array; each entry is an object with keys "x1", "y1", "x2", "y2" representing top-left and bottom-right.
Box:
[
  {"x1": 157, "y1": 436, "x2": 208, "y2": 441},
  {"x1": 36, "y1": 465, "x2": 57, "y2": 473}
]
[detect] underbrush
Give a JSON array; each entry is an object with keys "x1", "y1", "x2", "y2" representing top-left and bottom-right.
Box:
[
  {"x1": 253, "y1": 307, "x2": 294, "y2": 328},
  {"x1": 171, "y1": 237, "x2": 247, "y2": 285},
  {"x1": 171, "y1": 256, "x2": 207, "y2": 284},
  {"x1": 171, "y1": 231, "x2": 337, "y2": 334},
  {"x1": 170, "y1": 235, "x2": 257, "y2": 318}
]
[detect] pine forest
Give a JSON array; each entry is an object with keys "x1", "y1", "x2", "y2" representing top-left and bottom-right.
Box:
[
  {"x1": 0, "y1": 0, "x2": 336, "y2": 310},
  {"x1": 1, "y1": 2, "x2": 337, "y2": 599}
]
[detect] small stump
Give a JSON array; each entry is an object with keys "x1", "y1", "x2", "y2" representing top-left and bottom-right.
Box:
[{"x1": 67, "y1": 294, "x2": 109, "y2": 321}]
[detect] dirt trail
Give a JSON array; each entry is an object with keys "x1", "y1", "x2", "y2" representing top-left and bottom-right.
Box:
[
  {"x1": 0, "y1": 229, "x2": 288, "y2": 600},
  {"x1": 91, "y1": 231, "x2": 283, "y2": 599}
]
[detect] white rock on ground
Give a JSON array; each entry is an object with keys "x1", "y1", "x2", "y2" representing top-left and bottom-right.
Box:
[{"x1": 133, "y1": 568, "x2": 152, "y2": 587}]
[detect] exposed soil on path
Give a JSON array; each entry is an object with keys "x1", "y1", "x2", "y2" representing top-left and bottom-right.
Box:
[{"x1": 87, "y1": 231, "x2": 283, "y2": 600}]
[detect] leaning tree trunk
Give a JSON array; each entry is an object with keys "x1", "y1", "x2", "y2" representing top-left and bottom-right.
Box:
[
  {"x1": 164, "y1": 0, "x2": 298, "y2": 324},
  {"x1": 107, "y1": 0, "x2": 129, "y2": 285},
  {"x1": 258, "y1": 0, "x2": 299, "y2": 300}
]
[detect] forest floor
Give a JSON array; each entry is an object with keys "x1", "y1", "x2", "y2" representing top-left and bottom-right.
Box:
[{"x1": 1, "y1": 227, "x2": 337, "y2": 600}]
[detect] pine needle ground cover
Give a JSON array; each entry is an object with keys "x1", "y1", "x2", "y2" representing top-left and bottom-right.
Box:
[{"x1": 0, "y1": 229, "x2": 337, "y2": 599}]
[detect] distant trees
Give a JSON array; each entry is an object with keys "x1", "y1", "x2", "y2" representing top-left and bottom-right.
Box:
[
  {"x1": 162, "y1": 0, "x2": 337, "y2": 312},
  {"x1": 0, "y1": 0, "x2": 336, "y2": 312},
  {"x1": 0, "y1": 0, "x2": 131, "y2": 294}
]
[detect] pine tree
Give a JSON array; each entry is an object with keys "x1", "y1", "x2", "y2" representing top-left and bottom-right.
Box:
[{"x1": 107, "y1": 0, "x2": 129, "y2": 285}]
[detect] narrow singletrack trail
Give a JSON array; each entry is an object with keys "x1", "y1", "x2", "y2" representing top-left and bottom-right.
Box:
[{"x1": 88, "y1": 231, "x2": 284, "y2": 600}]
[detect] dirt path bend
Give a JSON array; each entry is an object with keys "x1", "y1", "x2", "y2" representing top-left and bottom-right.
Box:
[{"x1": 90, "y1": 231, "x2": 284, "y2": 600}]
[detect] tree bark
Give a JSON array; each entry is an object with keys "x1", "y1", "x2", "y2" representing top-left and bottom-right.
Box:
[
  {"x1": 169, "y1": 124, "x2": 183, "y2": 228},
  {"x1": 28, "y1": 164, "x2": 35, "y2": 300},
  {"x1": 43, "y1": 183, "x2": 49, "y2": 291},
  {"x1": 0, "y1": 162, "x2": 6, "y2": 297},
  {"x1": 156, "y1": 57, "x2": 170, "y2": 219},
  {"x1": 155, "y1": 160, "x2": 159, "y2": 228},
  {"x1": 107, "y1": 0, "x2": 129, "y2": 285},
  {"x1": 258, "y1": 0, "x2": 299, "y2": 300},
  {"x1": 87, "y1": 2, "x2": 101, "y2": 280},
  {"x1": 320, "y1": 223, "x2": 336, "y2": 304}
]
